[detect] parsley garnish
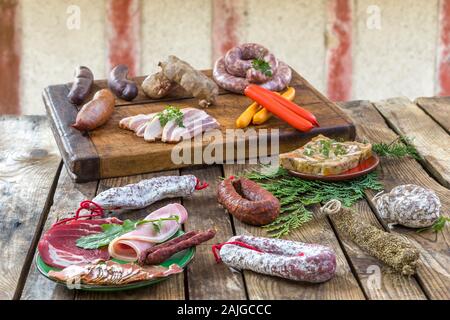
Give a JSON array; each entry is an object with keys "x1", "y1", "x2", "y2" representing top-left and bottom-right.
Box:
[
  {"x1": 157, "y1": 106, "x2": 185, "y2": 128},
  {"x1": 252, "y1": 59, "x2": 273, "y2": 77}
]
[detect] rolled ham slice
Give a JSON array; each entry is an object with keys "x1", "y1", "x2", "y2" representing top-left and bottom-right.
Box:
[{"x1": 108, "y1": 203, "x2": 188, "y2": 262}]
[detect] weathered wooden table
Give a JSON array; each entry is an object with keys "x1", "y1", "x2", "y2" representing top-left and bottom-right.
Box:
[{"x1": 1, "y1": 97, "x2": 449, "y2": 300}]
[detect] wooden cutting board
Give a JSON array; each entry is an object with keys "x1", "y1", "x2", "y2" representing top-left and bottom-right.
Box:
[{"x1": 43, "y1": 69, "x2": 355, "y2": 182}]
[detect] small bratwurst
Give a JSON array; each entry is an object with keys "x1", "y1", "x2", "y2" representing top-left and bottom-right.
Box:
[{"x1": 217, "y1": 177, "x2": 280, "y2": 226}]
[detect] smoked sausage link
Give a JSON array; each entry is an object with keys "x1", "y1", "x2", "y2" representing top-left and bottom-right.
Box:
[
  {"x1": 72, "y1": 89, "x2": 115, "y2": 131},
  {"x1": 219, "y1": 235, "x2": 337, "y2": 283},
  {"x1": 217, "y1": 177, "x2": 280, "y2": 226},
  {"x1": 67, "y1": 66, "x2": 94, "y2": 105},
  {"x1": 108, "y1": 64, "x2": 138, "y2": 101}
]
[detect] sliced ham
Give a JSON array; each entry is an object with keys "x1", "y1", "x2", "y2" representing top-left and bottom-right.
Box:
[
  {"x1": 108, "y1": 203, "x2": 188, "y2": 262},
  {"x1": 144, "y1": 116, "x2": 163, "y2": 141},
  {"x1": 38, "y1": 218, "x2": 122, "y2": 269},
  {"x1": 119, "y1": 108, "x2": 220, "y2": 143}
]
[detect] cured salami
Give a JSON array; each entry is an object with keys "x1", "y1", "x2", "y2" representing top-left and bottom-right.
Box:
[
  {"x1": 214, "y1": 235, "x2": 337, "y2": 283},
  {"x1": 92, "y1": 175, "x2": 207, "y2": 210}
]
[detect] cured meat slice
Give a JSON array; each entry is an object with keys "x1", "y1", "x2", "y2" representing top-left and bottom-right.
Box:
[
  {"x1": 38, "y1": 218, "x2": 122, "y2": 269},
  {"x1": 144, "y1": 116, "x2": 163, "y2": 141},
  {"x1": 108, "y1": 203, "x2": 188, "y2": 262},
  {"x1": 161, "y1": 108, "x2": 220, "y2": 143},
  {"x1": 48, "y1": 259, "x2": 183, "y2": 286}
]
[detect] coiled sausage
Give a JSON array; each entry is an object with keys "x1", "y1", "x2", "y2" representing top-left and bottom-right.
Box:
[{"x1": 217, "y1": 177, "x2": 280, "y2": 226}]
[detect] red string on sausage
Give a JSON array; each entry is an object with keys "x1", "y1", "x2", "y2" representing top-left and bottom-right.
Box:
[
  {"x1": 195, "y1": 177, "x2": 209, "y2": 190},
  {"x1": 212, "y1": 241, "x2": 264, "y2": 263},
  {"x1": 52, "y1": 200, "x2": 104, "y2": 227}
]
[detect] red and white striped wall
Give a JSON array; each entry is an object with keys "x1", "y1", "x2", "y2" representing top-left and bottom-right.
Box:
[{"x1": 0, "y1": 0, "x2": 447, "y2": 115}]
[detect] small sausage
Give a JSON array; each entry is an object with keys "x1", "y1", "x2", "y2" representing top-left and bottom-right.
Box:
[
  {"x1": 217, "y1": 177, "x2": 280, "y2": 226},
  {"x1": 72, "y1": 89, "x2": 115, "y2": 131},
  {"x1": 108, "y1": 64, "x2": 138, "y2": 101},
  {"x1": 217, "y1": 235, "x2": 337, "y2": 283},
  {"x1": 139, "y1": 230, "x2": 216, "y2": 265},
  {"x1": 67, "y1": 66, "x2": 94, "y2": 105}
]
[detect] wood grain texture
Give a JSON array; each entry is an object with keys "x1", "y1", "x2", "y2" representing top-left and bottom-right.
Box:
[
  {"x1": 415, "y1": 97, "x2": 450, "y2": 134},
  {"x1": 374, "y1": 97, "x2": 450, "y2": 188},
  {"x1": 223, "y1": 164, "x2": 365, "y2": 300},
  {"x1": 20, "y1": 168, "x2": 97, "y2": 300},
  {"x1": 47, "y1": 70, "x2": 354, "y2": 182},
  {"x1": 181, "y1": 165, "x2": 247, "y2": 300},
  {"x1": 0, "y1": 116, "x2": 60, "y2": 299},
  {"x1": 341, "y1": 100, "x2": 450, "y2": 300},
  {"x1": 43, "y1": 85, "x2": 100, "y2": 182},
  {"x1": 76, "y1": 170, "x2": 185, "y2": 300}
]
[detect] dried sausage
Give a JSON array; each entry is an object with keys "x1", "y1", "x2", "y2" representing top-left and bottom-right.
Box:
[
  {"x1": 217, "y1": 177, "x2": 280, "y2": 226},
  {"x1": 216, "y1": 235, "x2": 337, "y2": 283}
]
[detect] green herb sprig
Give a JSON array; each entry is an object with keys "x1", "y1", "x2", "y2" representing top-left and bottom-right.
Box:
[
  {"x1": 252, "y1": 59, "x2": 273, "y2": 77},
  {"x1": 76, "y1": 216, "x2": 179, "y2": 249},
  {"x1": 372, "y1": 136, "x2": 421, "y2": 160},
  {"x1": 417, "y1": 216, "x2": 450, "y2": 233},
  {"x1": 157, "y1": 106, "x2": 184, "y2": 128},
  {"x1": 245, "y1": 166, "x2": 383, "y2": 238}
]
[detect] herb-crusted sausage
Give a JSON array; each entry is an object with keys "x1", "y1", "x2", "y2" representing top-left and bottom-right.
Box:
[
  {"x1": 217, "y1": 177, "x2": 280, "y2": 226},
  {"x1": 108, "y1": 64, "x2": 138, "y2": 101},
  {"x1": 67, "y1": 66, "x2": 94, "y2": 105}
]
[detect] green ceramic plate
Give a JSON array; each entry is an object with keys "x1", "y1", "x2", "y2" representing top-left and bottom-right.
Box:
[{"x1": 36, "y1": 230, "x2": 195, "y2": 292}]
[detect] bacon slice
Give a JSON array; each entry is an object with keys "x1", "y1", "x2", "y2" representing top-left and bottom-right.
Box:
[
  {"x1": 48, "y1": 259, "x2": 183, "y2": 286},
  {"x1": 108, "y1": 203, "x2": 188, "y2": 262}
]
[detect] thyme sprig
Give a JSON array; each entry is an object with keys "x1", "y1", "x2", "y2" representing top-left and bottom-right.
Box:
[
  {"x1": 245, "y1": 167, "x2": 383, "y2": 238},
  {"x1": 417, "y1": 216, "x2": 450, "y2": 233},
  {"x1": 372, "y1": 136, "x2": 421, "y2": 160},
  {"x1": 252, "y1": 59, "x2": 273, "y2": 77}
]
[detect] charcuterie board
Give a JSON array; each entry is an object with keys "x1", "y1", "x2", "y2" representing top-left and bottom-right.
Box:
[{"x1": 43, "y1": 69, "x2": 355, "y2": 182}]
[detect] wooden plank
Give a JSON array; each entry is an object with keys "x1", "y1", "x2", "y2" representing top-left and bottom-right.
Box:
[
  {"x1": 0, "y1": 0, "x2": 20, "y2": 114},
  {"x1": 106, "y1": 0, "x2": 141, "y2": 76},
  {"x1": 181, "y1": 165, "x2": 247, "y2": 300},
  {"x1": 326, "y1": 0, "x2": 353, "y2": 101},
  {"x1": 341, "y1": 100, "x2": 450, "y2": 300},
  {"x1": 437, "y1": 0, "x2": 450, "y2": 96},
  {"x1": 374, "y1": 97, "x2": 450, "y2": 188},
  {"x1": 20, "y1": 168, "x2": 97, "y2": 300},
  {"x1": 76, "y1": 170, "x2": 186, "y2": 300},
  {"x1": 0, "y1": 116, "x2": 61, "y2": 299},
  {"x1": 223, "y1": 164, "x2": 365, "y2": 300},
  {"x1": 415, "y1": 97, "x2": 450, "y2": 134}
]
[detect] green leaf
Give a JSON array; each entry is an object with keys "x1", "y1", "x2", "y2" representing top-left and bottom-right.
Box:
[
  {"x1": 157, "y1": 106, "x2": 185, "y2": 128},
  {"x1": 417, "y1": 216, "x2": 450, "y2": 233},
  {"x1": 252, "y1": 59, "x2": 273, "y2": 77},
  {"x1": 372, "y1": 136, "x2": 421, "y2": 160}
]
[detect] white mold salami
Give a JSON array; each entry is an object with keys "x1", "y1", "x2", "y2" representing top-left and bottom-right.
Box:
[{"x1": 217, "y1": 235, "x2": 336, "y2": 283}]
